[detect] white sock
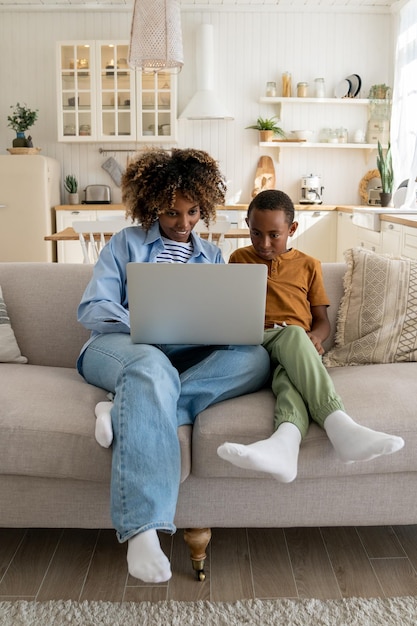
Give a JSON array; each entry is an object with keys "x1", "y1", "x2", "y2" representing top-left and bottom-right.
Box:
[
  {"x1": 324, "y1": 410, "x2": 404, "y2": 463},
  {"x1": 217, "y1": 422, "x2": 302, "y2": 483},
  {"x1": 94, "y1": 401, "x2": 114, "y2": 448},
  {"x1": 127, "y1": 529, "x2": 172, "y2": 583}
]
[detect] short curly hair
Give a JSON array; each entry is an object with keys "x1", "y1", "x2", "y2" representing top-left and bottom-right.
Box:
[
  {"x1": 122, "y1": 148, "x2": 227, "y2": 230},
  {"x1": 247, "y1": 189, "x2": 295, "y2": 225}
]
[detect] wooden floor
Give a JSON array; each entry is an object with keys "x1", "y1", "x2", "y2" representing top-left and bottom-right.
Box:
[{"x1": 1, "y1": 525, "x2": 417, "y2": 603}]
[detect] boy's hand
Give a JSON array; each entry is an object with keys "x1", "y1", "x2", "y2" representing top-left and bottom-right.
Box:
[
  {"x1": 309, "y1": 305, "x2": 331, "y2": 355},
  {"x1": 306, "y1": 331, "x2": 325, "y2": 355}
]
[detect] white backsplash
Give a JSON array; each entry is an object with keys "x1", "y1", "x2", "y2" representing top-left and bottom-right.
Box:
[{"x1": 0, "y1": 8, "x2": 394, "y2": 206}]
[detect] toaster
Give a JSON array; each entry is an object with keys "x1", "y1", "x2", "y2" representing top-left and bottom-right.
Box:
[{"x1": 84, "y1": 185, "x2": 111, "y2": 204}]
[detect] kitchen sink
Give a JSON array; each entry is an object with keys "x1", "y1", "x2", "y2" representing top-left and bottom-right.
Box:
[{"x1": 352, "y1": 207, "x2": 417, "y2": 232}]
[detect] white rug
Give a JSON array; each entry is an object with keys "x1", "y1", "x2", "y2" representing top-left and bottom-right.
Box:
[{"x1": 1, "y1": 597, "x2": 417, "y2": 626}]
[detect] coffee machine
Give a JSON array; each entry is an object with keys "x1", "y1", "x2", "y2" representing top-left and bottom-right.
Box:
[{"x1": 300, "y1": 174, "x2": 324, "y2": 205}]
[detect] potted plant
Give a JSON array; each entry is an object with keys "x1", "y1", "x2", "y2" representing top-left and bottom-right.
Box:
[
  {"x1": 246, "y1": 116, "x2": 286, "y2": 142},
  {"x1": 64, "y1": 174, "x2": 79, "y2": 205},
  {"x1": 368, "y1": 84, "x2": 391, "y2": 100},
  {"x1": 7, "y1": 102, "x2": 39, "y2": 147},
  {"x1": 376, "y1": 141, "x2": 393, "y2": 207}
]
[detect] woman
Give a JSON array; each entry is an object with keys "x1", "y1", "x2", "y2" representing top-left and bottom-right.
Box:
[{"x1": 77, "y1": 148, "x2": 270, "y2": 583}]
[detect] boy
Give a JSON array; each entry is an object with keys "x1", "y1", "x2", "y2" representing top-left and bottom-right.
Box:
[{"x1": 217, "y1": 189, "x2": 404, "y2": 482}]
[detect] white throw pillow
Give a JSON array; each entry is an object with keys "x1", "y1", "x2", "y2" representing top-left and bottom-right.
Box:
[{"x1": 0, "y1": 285, "x2": 27, "y2": 364}]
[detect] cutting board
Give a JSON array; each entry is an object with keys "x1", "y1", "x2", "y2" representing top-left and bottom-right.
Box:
[{"x1": 252, "y1": 155, "x2": 276, "y2": 198}]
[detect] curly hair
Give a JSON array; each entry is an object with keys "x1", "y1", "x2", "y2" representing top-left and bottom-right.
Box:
[
  {"x1": 122, "y1": 148, "x2": 227, "y2": 230},
  {"x1": 247, "y1": 189, "x2": 295, "y2": 225}
]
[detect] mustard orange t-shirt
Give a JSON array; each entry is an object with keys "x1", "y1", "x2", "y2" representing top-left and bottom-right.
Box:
[{"x1": 229, "y1": 246, "x2": 330, "y2": 331}]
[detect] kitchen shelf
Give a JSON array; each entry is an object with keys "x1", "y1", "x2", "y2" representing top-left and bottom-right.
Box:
[
  {"x1": 261, "y1": 142, "x2": 376, "y2": 148},
  {"x1": 257, "y1": 95, "x2": 375, "y2": 161},
  {"x1": 260, "y1": 141, "x2": 379, "y2": 162},
  {"x1": 259, "y1": 97, "x2": 370, "y2": 105}
]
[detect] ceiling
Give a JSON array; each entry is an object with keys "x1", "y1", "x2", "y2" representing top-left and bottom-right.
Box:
[{"x1": 0, "y1": 0, "x2": 402, "y2": 11}]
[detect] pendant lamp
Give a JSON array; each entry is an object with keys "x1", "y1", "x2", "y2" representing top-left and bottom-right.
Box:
[{"x1": 128, "y1": 0, "x2": 184, "y2": 72}]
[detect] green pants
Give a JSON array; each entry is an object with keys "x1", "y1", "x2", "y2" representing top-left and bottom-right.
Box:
[{"x1": 262, "y1": 325, "x2": 344, "y2": 438}]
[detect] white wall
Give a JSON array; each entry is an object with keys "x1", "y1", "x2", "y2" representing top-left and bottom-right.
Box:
[{"x1": 0, "y1": 7, "x2": 394, "y2": 206}]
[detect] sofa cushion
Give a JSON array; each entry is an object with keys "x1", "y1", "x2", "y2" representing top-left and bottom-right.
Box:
[
  {"x1": 0, "y1": 263, "x2": 92, "y2": 368},
  {"x1": 0, "y1": 364, "x2": 111, "y2": 482},
  {"x1": 324, "y1": 248, "x2": 417, "y2": 366},
  {"x1": 0, "y1": 286, "x2": 27, "y2": 364},
  {"x1": 0, "y1": 364, "x2": 192, "y2": 484},
  {"x1": 193, "y1": 363, "x2": 416, "y2": 479}
]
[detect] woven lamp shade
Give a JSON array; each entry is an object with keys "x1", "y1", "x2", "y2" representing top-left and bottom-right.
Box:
[{"x1": 128, "y1": 0, "x2": 184, "y2": 72}]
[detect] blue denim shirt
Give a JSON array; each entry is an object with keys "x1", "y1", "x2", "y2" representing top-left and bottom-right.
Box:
[{"x1": 77, "y1": 222, "x2": 224, "y2": 367}]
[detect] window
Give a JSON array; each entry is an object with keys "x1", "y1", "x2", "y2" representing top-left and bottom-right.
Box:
[{"x1": 391, "y1": 0, "x2": 417, "y2": 205}]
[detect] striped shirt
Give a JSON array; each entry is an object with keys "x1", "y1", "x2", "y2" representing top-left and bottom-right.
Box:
[{"x1": 156, "y1": 237, "x2": 194, "y2": 263}]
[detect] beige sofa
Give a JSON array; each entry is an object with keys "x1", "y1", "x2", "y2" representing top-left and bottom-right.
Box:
[{"x1": 1, "y1": 262, "x2": 416, "y2": 577}]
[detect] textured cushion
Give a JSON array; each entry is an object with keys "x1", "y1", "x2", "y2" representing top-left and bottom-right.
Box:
[
  {"x1": 0, "y1": 285, "x2": 27, "y2": 364},
  {"x1": 323, "y1": 248, "x2": 417, "y2": 367}
]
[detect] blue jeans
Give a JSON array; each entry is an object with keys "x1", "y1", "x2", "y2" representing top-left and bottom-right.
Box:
[{"x1": 80, "y1": 334, "x2": 270, "y2": 542}]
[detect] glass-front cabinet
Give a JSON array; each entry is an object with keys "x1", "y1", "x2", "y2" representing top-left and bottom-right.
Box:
[
  {"x1": 98, "y1": 42, "x2": 135, "y2": 140},
  {"x1": 138, "y1": 71, "x2": 175, "y2": 139},
  {"x1": 57, "y1": 41, "x2": 177, "y2": 143},
  {"x1": 58, "y1": 42, "x2": 96, "y2": 141}
]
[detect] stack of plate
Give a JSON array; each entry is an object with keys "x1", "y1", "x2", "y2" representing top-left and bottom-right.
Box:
[{"x1": 334, "y1": 74, "x2": 362, "y2": 98}]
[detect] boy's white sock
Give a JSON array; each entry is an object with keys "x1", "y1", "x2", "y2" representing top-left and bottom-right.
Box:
[
  {"x1": 217, "y1": 422, "x2": 302, "y2": 483},
  {"x1": 94, "y1": 401, "x2": 114, "y2": 448},
  {"x1": 324, "y1": 410, "x2": 404, "y2": 463},
  {"x1": 127, "y1": 529, "x2": 172, "y2": 583}
]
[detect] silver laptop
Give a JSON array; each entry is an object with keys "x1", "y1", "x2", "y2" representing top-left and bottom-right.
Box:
[{"x1": 127, "y1": 262, "x2": 267, "y2": 345}]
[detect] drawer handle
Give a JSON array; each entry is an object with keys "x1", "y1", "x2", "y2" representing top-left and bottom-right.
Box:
[{"x1": 388, "y1": 224, "x2": 394, "y2": 230}]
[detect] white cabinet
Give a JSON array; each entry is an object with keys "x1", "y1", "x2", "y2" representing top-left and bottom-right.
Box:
[
  {"x1": 258, "y1": 97, "x2": 376, "y2": 156},
  {"x1": 137, "y1": 70, "x2": 177, "y2": 142},
  {"x1": 292, "y1": 210, "x2": 336, "y2": 262},
  {"x1": 57, "y1": 41, "x2": 177, "y2": 143},
  {"x1": 381, "y1": 221, "x2": 402, "y2": 257},
  {"x1": 56, "y1": 208, "x2": 125, "y2": 263},
  {"x1": 336, "y1": 211, "x2": 358, "y2": 262},
  {"x1": 356, "y1": 227, "x2": 382, "y2": 254},
  {"x1": 97, "y1": 41, "x2": 136, "y2": 141},
  {"x1": 57, "y1": 42, "x2": 96, "y2": 142},
  {"x1": 402, "y1": 226, "x2": 417, "y2": 260}
]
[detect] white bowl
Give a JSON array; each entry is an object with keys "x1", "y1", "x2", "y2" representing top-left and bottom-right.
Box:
[{"x1": 291, "y1": 130, "x2": 314, "y2": 141}]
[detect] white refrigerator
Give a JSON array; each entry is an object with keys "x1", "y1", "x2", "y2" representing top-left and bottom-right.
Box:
[{"x1": 0, "y1": 155, "x2": 61, "y2": 262}]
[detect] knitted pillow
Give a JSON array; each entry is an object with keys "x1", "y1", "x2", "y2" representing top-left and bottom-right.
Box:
[
  {"x1": 323, "y1": 247, "x2": 417, "y2": 367},
  {"x1": 0, "y1": 285, "x2": 27, "y2": 364}
]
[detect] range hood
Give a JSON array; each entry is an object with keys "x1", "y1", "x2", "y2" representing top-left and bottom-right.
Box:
[{"x1": 180, "y1": 24, "x2": 234, "y2": 120}]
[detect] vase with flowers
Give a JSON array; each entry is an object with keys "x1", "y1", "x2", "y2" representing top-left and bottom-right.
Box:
[{"x1": 7, "y1": 102, "x2": 39, "y2": 148}]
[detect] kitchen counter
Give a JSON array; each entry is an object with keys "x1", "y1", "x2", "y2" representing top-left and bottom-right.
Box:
[
  {"x1": 54, "y1": 204, "x2": 250, "y2": 212},
  {"x1": 53, "y1": 205, "x2": 417, "y2": 230},
  {"x1": 380, "y1": 213, "x2": 417, "y2": 227},
  {"x1": 54, "y1": 204, "x2": 339, "y2": 212}
]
